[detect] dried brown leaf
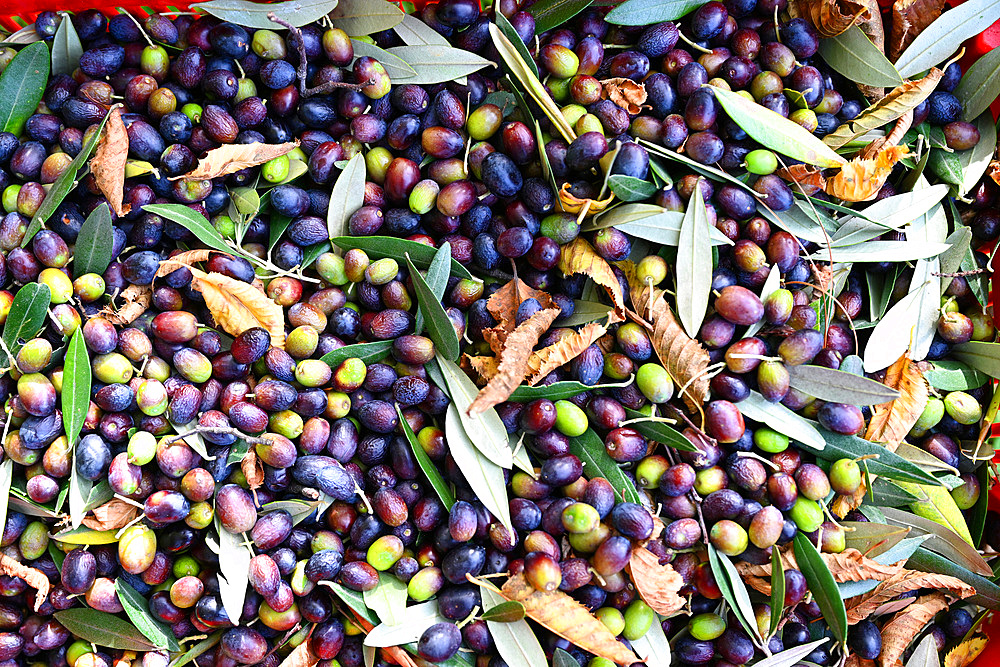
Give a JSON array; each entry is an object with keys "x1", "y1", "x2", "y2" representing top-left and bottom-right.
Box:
[
  {"x1": 526, "y1": 322, "x2": 608, "y2": 384},
  {"x1": 154, "y1": 249, "x2": 215, "y2": 279},
  {"x1": 788, "y1": 0, "x2": 870, "y2": 36},
  {"x1": 91, "y1": 106, "x2": 129, "y2": 217},
  {"x1": 171, "y1": 141, "x2": 300, "y2": 181},
  {"x1": 846, "y1": 569, "x2": 974, "y2": 623},
  {"x1": 777, "y1": 163, "x2": 828, "y2": 194},
  {"x1": 558, "y1": 182, "x2": 615, "y2": 217},
  {"x1": 860, "y1": 111, "x2": 913, "y2": 159},
  {"x1": 559, "y1": 238, "x2": 626, "y2": 321},
  {"x1": 0, "y1": 553, "x2": 49, "y2": 611},
  {"x1": 736, "y1": 548, "x2": 904, "y2": 590},
  {"x1": 486, "y1": 279, "x2": 554, "y2": 335},
  {"x1": 846, "y1": 655, "x2": 875, "y2": 667},
  {"x1": 879, "y1": 593, "x2": 949, "y2": 667},
  {"x1": 188, "y1": 267, "x2": 286, "y2": 348},
  {"x1": 627, "y1": 544, "x2": 685, "y2": 614},
  {"x1": 621, "y1": 261, "x2": 710, "y2": 411},
  {"x1": 600, "y1": 78, "x2": 648, "y2": 114},
  {"x1": 100, "y1": 284, "x2": 151, "y2": 325},
  {"x1": 465, "y1": 355, "x2": 500, "y2": 382},
  {"x1": 826, "y1": 145, "x2": 910, "y2": 201},
  {"x1": 278, "y1": 640, "x2": 319, "y2": 667},
  {"x1": 469, "y1": 308, "x2": 561, "y2": 416},
  {"x1": 944, "y1": 636, "x2": 989, "y2": 667},
  {"x1": 82, "y1": 499, "x2": 139, "y2": 531},
  {"x1": 890, "y1": 0, "x2": 945, "y2": 60},
  {"x1": 241, "y1": 447, "x2": 264, "y2": 492},
  {"x1": 501, "y1": 574, "x2": 640, "y2": 664},
  {"x1": 857, "y1": 0, "x2": 887, "y2": 99}
]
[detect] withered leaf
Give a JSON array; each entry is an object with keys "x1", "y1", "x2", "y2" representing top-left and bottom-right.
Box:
[
  {"x1": 241, "y1": 447, "x2": 264, "y2": 492},
  {"x1": 600, "y1": 78, "x2": 648, "y2": 114},
  {"x1": 558, "y1": 182, "x2": 614, "y2": 217},
  {"x1": 278, "y1": 639, "x2": 319, "y2": 667},
  {"x1": 501, "y1": 574, "x2": 639, "y2": 664},
  {"x1": 558, "y1": 238, "x2": 626, "y2": 320},
  {"x1": 187, "y1": 267, "x2": 286, "y2": 349},
  {"x1": 879, "y1": 593, "x2": 949, "y2": 667},
  {"x1": 857, "y1": 0, "x2": 887, "y2": 99},
  {"x1": 736, "y1": 548, "x2": 903, "y2": 591},
  {"x1": 824, "y1": 69, "x2": 942, "y2": 149},
  {"x1": 90, "y1": 106, "x2": 129, "y2": 217},
  {"x1": 154, "y1": 249, "x2": 215, "y2": 279},
  {"x1": 788, "y1": 0, "x2": 870, "y2": 36},
  {"x1": 861, "y1": 111, "x2": 913, "y2": 159},
  {"x1": 826, "y1": 145, "x2": 910, "y2": 201},
  {"x1": 621, "y1": 261, "x2": 710, "y2": 411},
  {"x1": 171, "y1": 141, "x2": 300, "y2": 181},
  {"x1": 526, "y1": 322, "x2": 608, "y2": 384},
  {"x1": 82, "y1": 499, "x2": 139, "y2": 531},
  {"x1": 846, "y1": 569, "x2": 974, "y2": 623},
  {"x1": 0, "y1": 553, "x2": 49, "y2": 611},
  {"x1": 100, "y1": 284, "x2": 151, "y2": 325},
  {"x1": 465, "y1": 355, "x2": 500, "y2": 382},
  {"x1": 890, "y1": 0, "x2": 945, "y2": 60},
  {"x1": 944, "y1": 636, "x2": 989, "y2": 667},
  {"x1": 627, "y1": 544, "x2": 685, "y2": 614},
  {"x1": 469, "y1": 307, "x2": 561, "y2": 416},
  {"x1": 777, "y1": 163, "x2": 828, "y2": 195},
  {"x1": 486, "y1": 279, "x2": 554, "y2": 336}
]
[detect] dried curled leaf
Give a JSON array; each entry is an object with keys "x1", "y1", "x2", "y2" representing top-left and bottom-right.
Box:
[
  {"x1": 526, "y1": 322, "x2": 609, "y2": 384},
  {"x1": 789, "y1": 0, "x2": 870, "y2": 36},
  {"x1": 154, "y1": 249, "x2": 214, "y2": 279},
  {"x1": 600, "y1": 78, "x2": 648, "y2": 114},
  {"x1": 82, "y1": 499, "x2": 139, "y2": 531},
  {"x1": 465, "y1": 355, "x2": 500, "y2": 382},
  {"x1": 737, "y1": 548, "x2": 904, "y2": 592},
  {"x1": 0, "y1": 553, "x2": 49, "y2": 611},
  {"x1": 826, "y1": 145, "x2": 909, "y2": 201},
  {"x1": 890, "y1": 0, "x2": 945, "y2": 60},
  {"x1": 171, "y1": 141, "x2": 300, "y2": 181},
  {"x1": 501, "y1": 574, "x2": 639, "y2": 664},
  {"x1": 99, "y1": 284, "x2": 151, "y2": 325},
  {"x1": 944, "y1": 636, "x2": 989, "y2": 667},
  {"x1": 559, "y1": 182, "x2": 614, "y2": 217},
  {"x1": 777, "y1": 163, "x2": 828, "y2": 195},
  {"x1": 90, "y1": 106, "x2": 129, "y2": 217},
  {"x1": 241, "y1": 448, "x2": 264, "y2": 492},
  {"x1": 846, "y1": 569, "x2": 974, "y2": 622},
  {"x1": 278, "y1": 639, "x2": 319, "y2": 667},
  {"x1": 559, "y1": 238, "x2": 626, "y2": 320},
  {"x1": 486, "y1": 279, "x2": 554, "y2": 335},
  {"x1": 824, "y1": 69, "x2": 942, "y2": 149},
  {"x1": 859, "y1": 110, "x2": 913, "y2": 158},
  {"x1": 469, "y1": 307, "x2": 561, "y2": 416},
  {"x1": 879, "y1": 593, "x2": 948, "y2": 667},
  {"x1": 622, "y1": 261, "x2": 710, "y2": 411},
  {"x1": 856, "y1": 0, "x2": 887, "y2": 100},
  {"x1": 627, "y1": 544, "x2": 685, "y2": 614},
  {"x1": 187, "y1": 267, "x2": 286, "y2": 348}
]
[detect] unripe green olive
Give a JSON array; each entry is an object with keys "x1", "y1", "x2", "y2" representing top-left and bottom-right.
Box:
[
  {"x1": 789, "y1": 497, "x2": 824, "y2": 533},
  {"x1": 689, "y1": 613, "x2": 726, "y2": 640},
  {"x1": 119, "y1": 524, "x2": 157, "y2": 574},
  {"x1": 554, "y1": 400, "x2": 589, "y2": 437},
  {"x1": 409, "y1": 179, "x2": 440, "y2": 215},
  {"x1": 262, "y1": 154, "x2": 290, "y2": 183},
  {"x1": 16, "y1": 338, "x2": 52, "y2": 374},
  {"x1": 744, "y1": 149, "x2": 778, "y2": 175},
  {"x1": 467, "y1": 104, "x2": 503, "y2": 140},
  {"x1": 19, "y1": 521, "x2": 49, "y2": 561},
  {"x1": 636, "y1": 363, "x2": 674, "y2": 404},
  {"x1": 252, "y1": 29, "x2": 287, "y2": 60},
  {"x1": 93, "y1": 352, "x2": 134, "y2": 384},
  {"x1": 622, "y1": 600, "x2": 654, "y2": 641},
  {"x1": 367, "y1": 535, "x2": 404, "y2": 571},
  {"x1": 753, "y1": 427, "x2": 788, "y2": 453},
  {"x1": 366, "y1": 258, "x2": 399, "y2": 286},
  {"x1": 316, "y1": 252, "x2": 349, "y2": 285},
  {"x1": 595, "y1": 607, "x2": 625, "y2": 636},
  {"x1": 636, "y1": 255, "x2": 667, "y2": 286},
  {"x1": 944, "y1": 390, "x2": 982, "y2": 425},
  {"x1": 73, "y1": 273, "x2": 106, "y2": 302},
  {"x1": 913, "y1": 397, "x2": 945, "y2": 432},
  {"x1": 407, "y1": 566, "x2": 444, "y2": 601}
]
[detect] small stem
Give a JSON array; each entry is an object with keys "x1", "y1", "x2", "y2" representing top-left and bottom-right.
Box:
[
  {"x1": 267, "y1": 12, "x2": 370, "y2": 97},
  {"x1": 677, "y1": 30, "x2": 712, "y2": 54},
  {"x1": 165, "y1": 426, "x2": 272, "y2": 447}
]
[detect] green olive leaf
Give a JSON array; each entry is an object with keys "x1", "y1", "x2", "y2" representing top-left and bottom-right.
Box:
[
  {"x1": 74, "y1": 203, "x2": 114, "y2": 276},
  {"x1": 54, "y1": 609, "x2": 157, "y2": 652},
  {"x1": 1, "y1": 282, "x2": 51, "y2": 363},
  {"x1": 707, "y1": 545, "x2": 763, "y2": 646},
  {"x1": 906, "y1": 634, "x2": 941, "y2": 667},
  {"x1": 332, "y1": 235, "x2": 474, "y2": 280},
  {"x1": 817, "y1": 25, "x2": 903, "y2": 88},
  {"x1": 711, "y1": 86, "x2": 846, "y2": 168},
  {"x1": 882, "y1": 502, "x2": 982, "y2": 571},
  {"x1": 116, "y1": 579, "x2": 180, "y2": 651},
  {"x1": 394, "y1": 13, "x2": 450, "y2": 46},
  {"x1": 621, "y1": 408, "x2": 697, "y2": 452},
  {"x1": 753, "y1": 640, "x2": 831, "y2": 667},
  {"x1": 435, "y1": 357, "x2": 512, "y2": 468},
  {"x1": 894, "y1": 0, "x2": 1000, "y2": 78},
  {"x1": 951, "y1": 341, "x2": 1000, "y2": 379},
  {"x1": 906, "y1": 547, "x2": 1000, "y2": 609},
  {"x1": 363, "y1": 574, "x2": 408, "y2": 626},
  {"x1": 320, "y1": 340, "x2": 394, "y2": 368},
  {"x1": 607, "y1": 175, "x2": 658, "y2": 202},
  {"x1": 0, "y1": 41, "x2": 48, "y2": 136},
  {"x1": 629, "y1": 613, "x2": 672, "y2": 666},
  {"x1": 330, "y1": 0, "x2": 404, "y2": 35},
  {"x1": 444, "y1": 403, "x2": 513, "y2": 534},
  {"x1": 208, "y1": 518, "x2": 252, "y2": 624},
  {"x1": 143, "y1": 203, "x2": 234, "y2": 254},
  {"x1": 327, "y1": 152, "x2": 367, "y2": 244},
  {"x1": 924, "y1": 360, "x2": 989, "y2": 391},
  {"x1": 365, "y1": 601, "x2": 450, "y2": 647},
  {"x1": 954, "y1": 45, "x2": 1000, "y2": 120},
  {"x1": 768, "y1": 547, "x2": 784, "y2": 638},
  {"x1": 785, "y1": 364, "x2": 900, "y2": 404},
  {"x1": 605, "y1": 0, "x2": 706, "y2": 25},
  {"x1": 405, "y1": 252, "x2": 460, "y2": 362},
  {"x1": 351, "y1": 39, "x2": 417, "y2": 78},
  {"x1": 738, "y1": 392, "x2": 826, "y2": 451},
  {"x1": 480, "y1": 600, "x2": 526, "y2": 623},
  {"x1": 50, "y1": 12, "x2": 83, "y2": 78},
  {"x1": 792, "y1": 533, "x2": 847, "y2": 644},
  {"x1": 414, "y1": 241, "x2": 452, "y2": 336},
  {"x1": 675, "y1": 178, "x2": 712, "y2": 338},
  {"x1": 529, "y1": 0, "x2": 594, "y2": 33},
  {"x1": 567, "y1": 429, "x2": 644, "y2": 504},
  {"x1": 495, "y1": 10, "x2": 538, "y2": 80},
  {"x1": 481, "y1": 585, "x2": 547, "y2": 667},
  {"x1": 384, "y1": 45, "x2": 492, "y2": 85},
  {"x1": 192, "y1": 0, "x2": 340, "y2": 29},
  {"x1": 957, "y1": 112, "x2": 997, "y2": 196},
  {"x1": 167, "y1": 632, "x2": 223, "y2": 667},
  {"x1": 397, "y1": 404, "x2": 455, "y2": 510}
]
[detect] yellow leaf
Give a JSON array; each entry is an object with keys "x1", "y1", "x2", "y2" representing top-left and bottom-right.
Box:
[
  {"x1": 558, "y1": 182, "x2": 615, "y2": 217},
  {"x1": 171, "y1": 141, "x2": 300, "y2": 181},
  {"x1": 464, "y1": 355, "x2": 500, "y2": 382},
  {"x1": 894, "y1": 481, "x2": 973, "y2": 544},
  {"x1": 879, "y1": 593, "x2": 948, "y2": 667},
  {"x1": 558, "y1": 238, "x2": 626, "y2": 321},
  {"x1": 154, "y1": 249, "x2": 214, "y2": 279},
  {"x1": 826, "y1": 145, "x2": 910, "y2": 201},
  {"x1": 628, "y1": 543, "x2": 685, "y2": 615},
  {"x1": 846, "y1": 569, "x2": 974, "y2": 623},
  {"x1": 621, "y1": 260, "x2": 711, "y2": 412},
  {"x1": 500, "y1": 574, "x2": 639, "y2": 664},
  {"x1": 188, "y1": 268, "x2": 286, "y2": 348},
  {"x1": 90, "y1": 106, "x2": 129, "y2": 217},
  {"x1": 469, "y1": 307, "x2": 561, "y2": 416},
  {"x1": 945, "y1": 636, "x2": 989, "y2": 667}
]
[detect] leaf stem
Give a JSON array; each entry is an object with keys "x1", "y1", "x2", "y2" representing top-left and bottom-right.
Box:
[{"x1": 164, "y1": 426, "x2": 272, "y2": 447}]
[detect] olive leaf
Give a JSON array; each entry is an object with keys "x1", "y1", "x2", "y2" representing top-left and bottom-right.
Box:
[
  {"x1": 529, "y1": 0, "x2": 594, "y2": 32},
  {"x1": 831, "y1": 184, "x2": 949, "y2": 246},
  {"x1": 74, "y1": 203, "x2": 114, "y2": 276},
  {"x1": 907, "y1": 548, "x2": 1000, "y2": 609},
  {"x1": 607, "y1": 175, "x2": 658, "y2": 202},
  {"x1": 758, "y1": 200, "x2": 838, "y2": 245},
  {"x1": 364, "y1": 601, "x2": 450, "y2": 646},
  {"x1": 955, "y1": 45, "x2": 1000, "y2": 120},
  {"x1": 480, "y1": 600, "x2": 526, "y2": 623},
  {"x1": 350, "y1": 39, "x2": 417, "y2": 78},
  {"x1": 792, "y1": 533, "x2": 847, "y2": 643},
  {"x1": 745, "y1": 265, "x2": 781, "y2": 338},
  {"x1": 363, "y1": 574, "x2": 408, "y2": 626},
  {"x1": 510, "y1": 377, "x2": 634, "y2": 401},
  {"x1": 568, "y1": 429, "x2": 644, "y2": 504},
  {"x1": 332, "y1": 236, "x2": 474, "y2": 280},
  {"x1": 769, "y1": 548, "x2": 784, "y2": 638},
  {"x1": 588, "y1": 204, "x2": 732, "y2": 246},
  {"x1": 397, "y1": 404, "x2": 455, "y2": 510},
  {"x1": 330, "y1": 0, "x2": 405, "y2": 35},
  {"x1": 752, "y1": 639, "x2": 831, "y2": 667},
  {"x1": 116, "y1": 579, "x2": 180, "y2": 651},
  {"x1": 394, "y1": 14, "x2": 449, "y2": 46},
  {"x1": 907, "y1": 634, "x2": 941, "y2": 667},
  {"x1": 435, "y1": 357, "x2": 512, "y2": 468},
  {"x1": 193, "y1": 0, "x2": 341, "y2": 29},
  {"x1": 707, "y1": 545, "x2": 764, "y2": 646},
  {"x1": 327, "y1": 152, "x2": 366, "y2": 244},
  {"x1": 481, "y1": 585, "x2": 547, "y2": 667},
  {"x1": 711, "y1": 86, "x2": 846, "y2": 168},
  {"x1": 50, "y1": 12, "x2": 82, "y2": 77},
  {"x1": 957, "y1": 112, "x2": 996, "y2": 196},
  {"x1": 785, "y1": 364, "x2": 900, "y2": 404},
  {"x1": 144, "y1": 204, "x2": 234, "y2": 255},
  {"x1": 384, "y1": 45, "x2": 492, "y2": 85},
  {"x1": 209, "y1": 519, "x2": 252, "y2": 625},
  {"x1": 738, "y1": 392, "x2": 826, "y2": 451},
  {"x1": 62, "y1": 328, "x2": 91, "y2": 453},
  {"x1": 629, "y1": 613, "x2": 671, "y2": 667},
  {"x1": 320, "y1": 340, "x2": 393, "y2": 368},
  {"x1": 553, "y1": 649, "x2": 578, "y2": 667},
  {"x1": 444, "y1": 404, "x2": 513, "y2": 534},
  {"x1": 882, "y1": 505, "x2": 985, "y2": 574},
  {"x1": 169, "y1": 632, "x2": 223, "y2": 667},
  {"x1": 53, "y1": 609, "x2": 156, "y2": 651},
  {"x1": 924, "y1": 360, "x2": 989, "y2": 391},
  {"x1": 0, "y1": 41, "x2": 48, "y2": 136},
  {"x1": 622, "y1": 408, "x2": 697, "y2": 452},
  {"x1": 894, "y1": 0, "x2": 1000, "y2": 77},
  {"x1": 0, "y1": 461, "x2": 13, "y2": 551},
  {"x1": 818, "y1": 25, "x2": 903, "y2": 88},
  {"x1": 951, "y1": 341, "x2": 1000, "y2": 379},
  {"x1": 605, "y1": 0, "x2": 706, "y2": 24},
  {"x1": 412, "y1": 242, "x2": 452, "y2": 336},
  {"x1": 1, "y1": 282, "x2": 51, "y2": 363},
  {"x1": 675, "y1": 178, "x2": 712, "y2": 338}
]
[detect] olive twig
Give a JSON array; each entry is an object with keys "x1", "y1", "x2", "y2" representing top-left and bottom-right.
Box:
[
  {"x1": 266, "y1": 13, "x2": 372, "y2": 98},
  {"x1": 164, "y1": 426, "x2": 272, "y2": 447}
]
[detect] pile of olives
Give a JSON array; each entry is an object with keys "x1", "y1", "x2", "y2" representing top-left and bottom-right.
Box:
[{"x1": 0, "y1": 0, "x2": 995, "y2": 665}]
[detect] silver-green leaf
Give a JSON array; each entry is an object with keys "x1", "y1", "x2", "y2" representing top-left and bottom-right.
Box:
[{"x1": 675, "y1": 178, "x2": 712, "y2": 338}]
